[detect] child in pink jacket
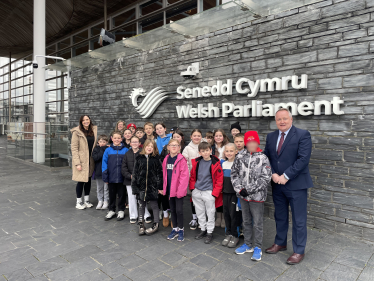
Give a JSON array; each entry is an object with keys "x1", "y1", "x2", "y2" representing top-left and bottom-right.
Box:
[{"x1": 161, "y1": 139, "x2": 189, "y2": 242}]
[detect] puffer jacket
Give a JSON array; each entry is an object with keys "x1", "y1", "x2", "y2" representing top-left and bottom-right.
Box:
[
  {"x1": 189, "y1": 155, "x2": 224, "y2": 208},
  {"x1": 182, "y1": 141, "x2": 201, "y2": 172},
  {"x1": 156, "y1": 133, "x2": 172, "y2": 155},
  {"x1": 92, "y1": 145, "x2": 108, "y2": 179},
  {"x1": 162, "y1": 153, "x2": 189, "y2": 199},
  {"x1": 231, "y1": 150, "x2": 272, "y2": 202},
  {"x1": 121, "y1": 148, "x2": 140, "y2": 186},
  {"x1": 131, "y1": 154, "x2": 163, "y2": 201},
  {"x1": 102, "y1": 143, "x2": 129, "y2": 183}
]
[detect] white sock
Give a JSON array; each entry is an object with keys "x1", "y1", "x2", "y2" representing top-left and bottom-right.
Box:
[
  {"x1": 192, "y1": 214, "x2": 197, "y2": 220},
  {"x1": 163, "y1": 210, "x2": 168, "y2": 217},
  {"x1": 84, "y1": 195, "x2": 89, "y2": 202},
  {"x1": 173, "y1": 227, "x2": 178, "y2": 231},
  {"x1": 179, "y1": 227, "x2": 184, "y2": 231},
  {"x1": 77, "y1": 198, "x2": 82, "y2": 203}
]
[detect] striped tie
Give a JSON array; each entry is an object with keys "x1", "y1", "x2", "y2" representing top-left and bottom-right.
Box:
[{"x1": 277, "y1": 132, "x2": 285, "y2": 155}]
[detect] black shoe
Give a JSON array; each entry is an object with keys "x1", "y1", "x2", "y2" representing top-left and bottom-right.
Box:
[
  {"x1": 145, "y1": 223, "x2": 159, "y2": 235},
  {"x1": 139, "y1": 222, "x2": 145, "y2": 236},
  {"x1": 195, "y1": 230, "x2": 207, "y2": 240},
  {"x1": 145, "y1": 217, "x2": 152, "y2": 224},
  {"x1": 130, "y1": 219, "x2": 137, "y2": 224},
  {"x1": 204, "y1": 233, "x2": 213, "y2": 244}
]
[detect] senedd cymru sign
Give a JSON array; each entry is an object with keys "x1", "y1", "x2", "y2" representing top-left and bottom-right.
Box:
[{"x1": 129, "y1": 74, "x2": 345, "y2": 119}]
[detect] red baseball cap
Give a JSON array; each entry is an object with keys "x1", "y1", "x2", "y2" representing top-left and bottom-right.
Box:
[
  {"x1": 244, "y1": 131, "x2": 260, "y2": 146},
  {"x1": 127, "y1": 123, "x2": 136, "y2": 129}
]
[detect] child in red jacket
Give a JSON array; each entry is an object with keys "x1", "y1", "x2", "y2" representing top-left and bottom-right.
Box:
[{"x1": 189, "y1": 142, "x2": 223, "y2": 244}]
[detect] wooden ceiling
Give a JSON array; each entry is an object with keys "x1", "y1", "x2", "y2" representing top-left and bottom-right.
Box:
[{"x1": 0, "y1": 0, "x2": 139, "y2": 59}]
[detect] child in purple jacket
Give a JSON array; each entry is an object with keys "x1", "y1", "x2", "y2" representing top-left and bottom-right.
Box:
[{"x1": 161, "y1": 139, "x2": 189, "y2": 242}]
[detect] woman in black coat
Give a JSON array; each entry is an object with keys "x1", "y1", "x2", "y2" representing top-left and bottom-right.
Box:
[{"x1": 132, "y1": 139, "x2": 163, "y2": 235}]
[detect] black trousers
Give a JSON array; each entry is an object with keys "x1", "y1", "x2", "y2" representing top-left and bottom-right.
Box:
[
  {"x1": 76, "y1": 177, "x2": 91, "y2": 198},
  {"x1": 223, "y1": 193, "x2": 239, "y2": 237},
  {"x1": 158, "y1": 193, "x2": 170, "y2": 211},
  {"x1": 108, "y1": 183, "x2": 126, "y2": 212},
  {"x1": 170, "y1": 197, "x2": 184, "y2": 229}
]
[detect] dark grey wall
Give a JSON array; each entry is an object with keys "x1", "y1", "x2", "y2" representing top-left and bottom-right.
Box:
[{"x1": 70, "y1": 0, "x2": 374, "y2": 241}]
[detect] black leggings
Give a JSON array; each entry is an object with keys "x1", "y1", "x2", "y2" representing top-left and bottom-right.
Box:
[
  {"x1": 170, "y1": 197, "x2": 184, "y2": 229},
  {"x1": 158, "y1": 194, "x2": 170, "y2": 211},
  {"x1": 76, "y1": 177, "x2": 91, "y2": 198}
]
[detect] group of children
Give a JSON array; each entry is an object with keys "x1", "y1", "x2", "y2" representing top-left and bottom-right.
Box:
[{"x1": 87, "y1": 120, "x2": 272, "y2": 261}]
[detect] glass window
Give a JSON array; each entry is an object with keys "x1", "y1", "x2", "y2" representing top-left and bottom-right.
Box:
[
  {"x1": 140, "y1": 0, "x2": 163, "y2": 16},
  {"x1": 73, "y1": 30, "x2": 88, "y2": 44},
  {"x1": 16, "y1": 88, "x2": 23, "y2": 97},
  {"x1": 24, "y1": 64, "x2": 32, "y2": 75},
  {"x1": 16, "y1": 77, "x2": 23, "y2": 88},
  {"x1": 46, "y1": 44, "x2": 56, "y2": 55},
  {"x1": 72, "y1": 42, "x2": 89, "y2": 57},
  {"x1": 114, "y1": 23, "x2": 137, "y2": 41},
  {"x1": 46, "y1": 90, "x2": 62, "y2": 102},
  {"x1": 113, "y1": 8, "x2": 136, "y2": 28},
  {"x1": 166, "y1": 1, "x2": 198, "y2": 24},
  {"x1": 24, "y1": 74, "x2": 33, "y2": 85},
  {"x1": 58, "y1": 38, "x2": 71, "y2": 50},
  {"x1": 64, "y1": 101, "x2": 68, "y2": 112}
]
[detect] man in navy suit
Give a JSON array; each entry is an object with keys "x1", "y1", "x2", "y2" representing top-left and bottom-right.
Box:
[{"x1": 264, "y1": 108, "x2": 313, "y2": 265}]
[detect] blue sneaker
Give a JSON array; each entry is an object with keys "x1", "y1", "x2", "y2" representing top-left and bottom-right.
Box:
[
  {"x1": 251, "y1": 247, "x2": 262, "y2": 261},
  {"x1": 235, "y1": 244, "x2": 254, "y2": 255},
  {"x1": 167, "y1": 229, "x2": 178, "y2": 240},
  {"x1": 177, "y1": 229, "x2": 184, "y2": 242}
]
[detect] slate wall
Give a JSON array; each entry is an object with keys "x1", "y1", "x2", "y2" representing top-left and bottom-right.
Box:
[{"x1": 70, "y1": 0, "x2": 374, "y2": 241}]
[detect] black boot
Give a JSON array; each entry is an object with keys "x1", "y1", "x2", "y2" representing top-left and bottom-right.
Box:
[
  {"x1": 145, "y1": 223, "x2": 159, "y2": 235},
  {"x1": 204, "y1": 233, "x2": 213, "y2": 244},
  {"x1": 139, "y1": 222, "x2": 145, "y2": 236},
  {"x1": 195, "y1": 230, "x2": 207, "y2": 240}
]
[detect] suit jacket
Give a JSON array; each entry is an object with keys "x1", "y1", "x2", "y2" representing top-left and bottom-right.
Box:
[{"x1": 264, "y1": 126, "x2": 313, "y2": 190}]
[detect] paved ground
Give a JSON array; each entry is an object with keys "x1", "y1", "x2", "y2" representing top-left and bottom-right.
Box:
[{"x1": 1, "y1": 136, "x2": 374, "y2": 281}]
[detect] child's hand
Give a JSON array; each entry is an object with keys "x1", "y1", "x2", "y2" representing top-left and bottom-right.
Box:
[
  {"x1": 158, "y1": 190, "x2": 164, "y2": 195},
  {"x1": 76, "y1": 165, "x2": 82, "y2": 171},
  {"x1": 105, "y1": 182, "x2": 108, "y2": 184}
]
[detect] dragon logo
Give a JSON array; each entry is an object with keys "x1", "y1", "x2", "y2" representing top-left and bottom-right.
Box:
[{"x1": 130, "y1": 87, "x2": 170, "y2": 118}]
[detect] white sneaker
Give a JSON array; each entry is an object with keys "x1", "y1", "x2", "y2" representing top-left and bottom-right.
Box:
[
  {"x1": 76, "y1": 201, "x2": 86, "y2": 210},
  {"x1": 105, "y1": 211, "x2": 116, "y2": 221},
  {"x1": 117, "y1": 211, "x2": 125, "y2": 221},
  {"x1": 102, "y1": 201, "x2": 109, "y2": 210},
  {"x1": 96, "y1": 201, "x2": 103, "y2": 209},
  {"x1": 84, "y1": 201, "x2": 93, "y2": 208}
]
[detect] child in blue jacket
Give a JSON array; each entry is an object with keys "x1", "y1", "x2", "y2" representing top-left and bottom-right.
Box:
[{"x1": 102, "y1": 131, "x2": 129, "y2": 221}]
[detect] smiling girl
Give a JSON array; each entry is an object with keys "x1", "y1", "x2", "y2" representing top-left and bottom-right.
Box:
[
  {"x1": 132, "y1": 140, "x2": 163, "y2": 235},
  {"x1": 212, "y1": 129, "x2": 229, "y2": 160},
  {"x1": 122, "y1": 129, "x2": 132, "y2": 149},
  {"x1": 161, "y1": 139, "x2": 189, "y2": 241}
]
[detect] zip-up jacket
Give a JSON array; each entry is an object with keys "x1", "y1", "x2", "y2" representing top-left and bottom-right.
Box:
[
  {"x1": 231, "y1": 150, "x2": 272, "y2": 202},
  {"x1": 189, "y1": 155, "x2": 224, "y2": 208},
  {"x1": 156, "y1": 133, "x2": 172, "y2": 155},
  {"x1": 102, "y1": 143, "x2": 129, "y2": 183},
  {"x1": 121, "y1": 148, "x2": 140, "y2": 186},
  {"x1": 131, "y1": 154, "x2": 163, "y2": 201},
  {"x1": 220, "y1": 159, "x2": 235, "y2": 193},
  {"x1": 92, "y1": 145, "x2": 108, "y2": 179},
  {"x1": 162, "y1": 153, "x2": 189, "y2": 198}
]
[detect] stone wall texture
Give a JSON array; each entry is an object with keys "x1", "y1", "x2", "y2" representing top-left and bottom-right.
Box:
[{"x1": 70, "y1": 0, "x2": 374, "y2": 241}]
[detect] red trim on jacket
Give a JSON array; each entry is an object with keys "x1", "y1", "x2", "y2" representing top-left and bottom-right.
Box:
[{"x1": 189, "y1": 155, "x2": 223, "y2": 208}]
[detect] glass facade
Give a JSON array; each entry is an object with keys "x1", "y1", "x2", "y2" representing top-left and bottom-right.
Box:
[
  {"x1": 0, "y1": 0, "x2": 224, "y2": 126},
  {"x1": 0, "y1": 56, "x2": 68, "y2": 124}
]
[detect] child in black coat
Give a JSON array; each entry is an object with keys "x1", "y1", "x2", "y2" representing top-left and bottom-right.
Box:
[{"x1": 132, "y1": 139, "x2": 163, "y2": 235}]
